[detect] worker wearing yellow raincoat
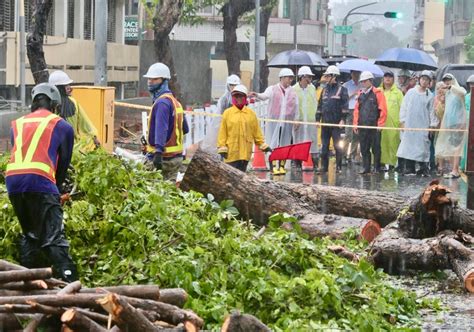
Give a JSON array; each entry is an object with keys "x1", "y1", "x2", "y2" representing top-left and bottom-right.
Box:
[{"x1": 217, "y1": 85, "x2": 271, "y2": 172}]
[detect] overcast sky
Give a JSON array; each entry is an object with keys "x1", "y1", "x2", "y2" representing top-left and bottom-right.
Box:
[{"x1": 328, "y1": 0, "x2": 416, "y2": 41}]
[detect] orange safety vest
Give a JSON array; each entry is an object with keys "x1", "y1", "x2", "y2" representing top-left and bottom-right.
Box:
[
  {"x1": 147, "y1": 93, "x2": 184, "y2": 157},
  {"x1": 6, "y1": 110, "x2": 62, "y2": 183}
]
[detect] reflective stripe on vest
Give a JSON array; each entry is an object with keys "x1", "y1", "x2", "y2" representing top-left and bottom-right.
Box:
[
  {"x1": 147, "y1": 93, "x2": 184, "y2": 156},
  {"x1": 6, "y1": 112, "x2": 60, "y2": 182}
]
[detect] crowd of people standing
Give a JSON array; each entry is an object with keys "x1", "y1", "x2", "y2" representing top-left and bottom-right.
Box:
[{"x1": 212, "y1": 65, "x2": 472, "y2": 178}]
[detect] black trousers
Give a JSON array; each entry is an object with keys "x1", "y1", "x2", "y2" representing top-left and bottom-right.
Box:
[
  {"x1": 227, "y1": 160, "x2": 249, "y2": 172},
  {"x1": 359, "y1": 129, "x2": 381, "y2": 172},
  {"x1": 9, "y1": 192, "x2": 78, "y2": 282},
  {"x1": 321, "y1": 127, "x2": 342, "y2": 170}
]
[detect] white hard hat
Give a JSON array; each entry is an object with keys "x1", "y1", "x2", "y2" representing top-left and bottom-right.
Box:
[
  {"x1": 323, "y1": 65, "x2": 340, "y2": 76},
  {"x1": 31, "y1": 83, "x2": 62, "y2": 105},
  {"x1": 442, "y1": 73, "x2": 454, "y2": 81},
  {"x1": 297, "y1": 66, "x2": 314, "y2": 76},
  {"x1": 49, "y1": 70, "x2": 73, "y2": 86},
  {"x1": 278, "y1": 68, "x2": 294, "y2": 77},
  {"x1": 467, "y1": 74, "x2": 474, "y2": 84},
  {"x1": 421, "y1": 70, "x2": 433, "y2": 79},
  {"x1": 360, "y1": 71, "x2": 374, "y2": 81},
  {"x1": 143, "y1": 62, "x2": 171, "y2": 79},
  {"x1": 398, "y1": 69, "x2": 411, "y2": 77},
  {"x1": 226, "y1": 74, "x2": 241, "y2": 85},
  {"x1": 231, "y1": 84, "x2": 248, "y2": 96}
]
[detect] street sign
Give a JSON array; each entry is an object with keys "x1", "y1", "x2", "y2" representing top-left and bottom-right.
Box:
[
  {"x1": 334, "y1": 25, "x2": 353, "y2": 34},
  {"x1": 124, "y1": 16, "x2": 139, "y2": 41}
]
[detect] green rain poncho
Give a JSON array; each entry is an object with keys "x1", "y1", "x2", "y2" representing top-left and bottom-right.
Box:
[{"x1": 380, "y1": 83, "x2": 404, "y2": 166}]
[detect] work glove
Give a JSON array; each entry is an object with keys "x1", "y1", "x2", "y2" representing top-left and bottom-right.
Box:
[
  {"x1": 218, "y1": 151, "x2": 228, "y2": 160},
  {"x1": 263, "y1": 146, "x2": 272, "y2": 153},
  {"x1": 60, "y1": 193, "x2": 71, "y2": 206},
  {"x1": 153, "y1": 153, "x2": 163, "y2": 170}
]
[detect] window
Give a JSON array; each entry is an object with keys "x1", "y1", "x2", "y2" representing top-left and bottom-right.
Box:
[
  {"x1": 303, "y1": 0, "x2": 310, "y2": 20},
  {"x1": 107, "y1": 0, "x2": 116, "y2": 42},
  {"x1": 67, "y1": 0, "x2": 74, "y2": 38},
  {"x1": 283, "y1": 0, "x2": 290, "y2": 18},
  {"x1": 462, "y1": 0, "x2": 472, "y2": 21},
  {"x1": 84, "y1": 0, "x2": 94, "y2": 40},
  {"x1": 46, "y1": 3, "x2": 54, "y2": 36},
  {"x1": 0, "y1": 0, "x2": 14, "y2": 31},
  {"x1": 125, "y1": 0, "x2": 138, "y2": 16}
]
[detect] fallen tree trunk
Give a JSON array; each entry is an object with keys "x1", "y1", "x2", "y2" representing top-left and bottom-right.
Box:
[
  {"x1": 181, "y1": 149, "x2": 380, "y2": 240},
  {"x1": 182, "y1": 150, "x2": 474, "y2": 231},
  {"x1": 97, "y1": 293, "x2": 160, "y2": 331},
  {"x1": 441, "y1": 237, "x2": 474, "y2": 293}
]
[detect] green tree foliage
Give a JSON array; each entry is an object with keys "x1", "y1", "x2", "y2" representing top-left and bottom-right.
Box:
[
  {"x1": 465, "y1": 22, "x2": 474, "y2": 63},
  {"x1": 0, "y1": 151, "x2": 438, "y2": 330}
]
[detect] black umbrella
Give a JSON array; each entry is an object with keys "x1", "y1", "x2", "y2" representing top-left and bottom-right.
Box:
[
  {"x1": 267, "y1": 49, "x2": 328, "y2": 68},
  {"x1": 375, "y1": 47, "x2": 438, "y2": 71}
]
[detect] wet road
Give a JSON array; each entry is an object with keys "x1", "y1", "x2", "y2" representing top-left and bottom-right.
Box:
[{"x1": 251, "y1": 161, "x2": 469, "y2": 208}]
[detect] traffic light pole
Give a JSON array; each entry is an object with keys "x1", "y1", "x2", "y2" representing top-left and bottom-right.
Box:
[{"x1": 341, "y1": 2, "x2": 377, "y2": 55}]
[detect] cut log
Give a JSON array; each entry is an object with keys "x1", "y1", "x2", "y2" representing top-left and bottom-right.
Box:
[
  {"x1": 0, "y1": 267, "x2": 52, "y2": 283},
  {"x1": 97, "y1": 293, "x2": 160, "y2": 331},
  {"x1": 23, "y1": 280, "x2": 82, "y2": 332},
  {"x1": 158, "y1": 288, "x2": 188, "y2": 308},
  {"x1": 441, "y1": 237, "x2": 474, "y2": 293},
  {"x1": 1, "y1": 280, "x2": 48, "y2": 290},
  {"x1": 61, "y1": 308, "x2": 107, "y2": 332},
  {"x1": 182, "y1": 150, "x2": 474, "y2": 231},
  {"x1": 0, "y1": 293, "x2": 203, "y2": 327},
  {"x1": 292, "y1": 214, "x2": 381, "y2": 242},
  {"x1": 0, "y1": 287, "x2": 187, "y2": 307},
  {"x1": 0, "y1": 313, "x2": 37, "y2": 330},
  {"x1": 0, "y1": 260, "x2": 67, "y2": 287},
  {"x1": 83, "y1": 285, "x2": 160, "y2": 301},
  {"x1": 221, "y1": 312, "x2": 270, "y2": 332}
]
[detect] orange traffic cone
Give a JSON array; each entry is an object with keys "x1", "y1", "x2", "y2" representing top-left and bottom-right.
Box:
[
  {"x1": 302, "y1": 154, "x2": 314, "y2": 171},
  {"x1": 252, "y1": 145, "x2": 268, "y2": 171}
]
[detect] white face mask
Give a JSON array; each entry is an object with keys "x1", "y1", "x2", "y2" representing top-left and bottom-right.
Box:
[{"x1": 320, "y1": 83, "x2": 327, "y2": 88}]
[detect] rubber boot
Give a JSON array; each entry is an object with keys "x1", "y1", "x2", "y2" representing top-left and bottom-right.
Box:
[
  {"x1": 279, "y1": 160, "x2": 286, "y2": 175},
  {"x1": 311, "y1": 153, "x2": 319, "y2": 172},
  {"x1": 272, "y1": 161, "x2": 280, "y2": 175},
  {"x1": 53, "y1": 263, "x2": 78, "y2": 283}
]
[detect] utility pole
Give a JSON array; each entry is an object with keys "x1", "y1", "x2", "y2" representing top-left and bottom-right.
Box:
[
  {"x1": 19, "y1": 0, "x2": 26, "y2": 106},
  {"x1": 253, "y1": 0, "x2": 260, "y2": 92},
  {"x1": 95, "y1": 0, "x2": 108, "y2": 86},
  {"x1": 341, "y1": 2, "x2": 377, "y2": 55}
]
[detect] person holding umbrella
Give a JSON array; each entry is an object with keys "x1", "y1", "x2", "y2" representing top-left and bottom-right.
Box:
[
  {"x1": 316, "y1": 65, "x2": 349, "y2": 174},
  {"x1": 380, "y1": 70, "x2": 403, "y2": 171},
  {"x1": 293, "y1": 66, "x2": 319, "y2": 171},
  {"x1": 353, "y1": 71, "x2": 387, "y2": 174},
  {"x1": 396, "y1": 70, "x2": 438, "y2": 176},
  {"x1": 250, "y1": 68, "x2": 298, "y2": 175}
]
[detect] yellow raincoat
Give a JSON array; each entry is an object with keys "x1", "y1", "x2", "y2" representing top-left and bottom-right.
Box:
[
  {"x1": 380, "y1": 83, "x2": 404, "y2": 166},
  {"x1": 217, "y1": 105, "x2": 267, "y2": 163},
  {"x1": 67, "y1": 97, "x2": 98, "y2": 150}
]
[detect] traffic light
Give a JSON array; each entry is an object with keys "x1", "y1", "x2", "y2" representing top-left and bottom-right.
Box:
[{"x1": 384, "y1": 11, "x2": 403, "y2": 19}]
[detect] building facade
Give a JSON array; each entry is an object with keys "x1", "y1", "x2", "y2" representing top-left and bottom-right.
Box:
[
  {"x1": 412, "y1": 0, "x2": 445, "y2": 57},
  {"x1": 432, "y1": 0, "x2": 472, "y2": 66},
  {"x1": 0, "y1": 0, "x2": 139, "y2": 101}
]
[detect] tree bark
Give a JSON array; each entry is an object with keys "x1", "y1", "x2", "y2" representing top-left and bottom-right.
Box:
[
  {"x1": 0, "y1": 268, "x2": 52, "y2": 283},
  {"x1": 97, "y1": 293, "x2": 160, "y2": 332},
  {"x1": 158, "y1": 288, "x2": 187, "y2": 308},
  {"x1": 222, "y1": 0, "x2": 255, "y2": 75},
  {"x1": 0, "y1": 260, "x2": 67, "y2": 287},
  {"x1": 82, "y1": 285, "x2": 160, "y2": 301},
  {"x1": 0, "y1": 280, "x2": 48, "y2": 290},
  {"x1": 152, "y1": 0, "x2": 184, "y2": 101},
  {"x1": 61, "y1": 308, "x2": 107, "y2": 332},
  {"x1": 0, "y1": 313, "x2": 36, "y2": 330},
  {"x1": 441, "y1": 237, "x2": 474, "y2": 293},
  {"x1": 27, "y1": 0, "x2": 53, "y2": 84}
]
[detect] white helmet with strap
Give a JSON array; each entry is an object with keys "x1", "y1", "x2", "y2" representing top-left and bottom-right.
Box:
[
  {"x1": 144, "y1": 63, "x2": 171, "y2": 79},
  {"x1": 49, "y1": 70, "x2": 73, "y2": 86}
]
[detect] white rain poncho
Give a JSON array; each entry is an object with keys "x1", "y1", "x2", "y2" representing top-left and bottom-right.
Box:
[
  {"x1": 292, "y1": 83, "x2": 318, "y2": 153},
  {"x1": 201, "y1": 86, "x2": 233, "y2": 153},
  {"x1": 397, "y1": 86, "x2": 438, "y2": 162},
  {"x1": 435, "y1": 78, "x2": 467, "y2": 158},
  {"x1": 257, "y1": 84, "x2": 298, "y2": 149}
]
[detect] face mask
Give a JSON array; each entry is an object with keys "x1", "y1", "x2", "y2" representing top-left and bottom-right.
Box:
[
  {"x1": 232, "y1": 95, "x2": 248, "y2": 109},
  {"x1": 148, "y1": 82, "x2": 162, "y2": 93},
  {"x1": 320, "y1": 83, "x2": 327, "y2": 88}
]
